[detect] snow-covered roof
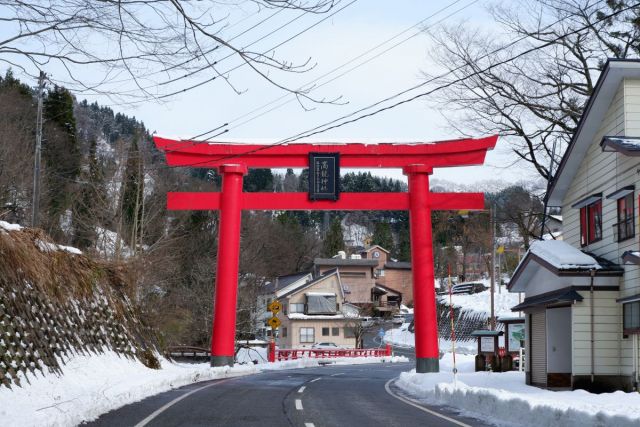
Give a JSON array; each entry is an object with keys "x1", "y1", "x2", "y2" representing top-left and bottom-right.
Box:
[
  {"x1": 547, "y1": 59, "x2": 640, "y2": 206},
  {"x1": 305, "y1": 292, "x2": 336, "y2": 296},
  {"x1": 528, "y1": 240, "x2": 600, "y2": 270},
  {"x1": 600, "y1": 136, "x2": 640, "y2": 155},
  {"x1": 287, "y1": 313, "x2": 351, "y2": 320}
]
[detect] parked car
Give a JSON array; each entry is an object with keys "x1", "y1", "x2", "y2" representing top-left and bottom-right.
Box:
[
  {"x1": 311, "y1": 342, "x2": 339, "y2": 349},
  {"x1": 392, "y1": 314, "x2": 405, "y2": 325},
  {"x1": 361, "y1": 317, "x2": 375, "y2": 328},
  {"x1": 451, "y1": 282, "x2": 487, "y2": 295}
]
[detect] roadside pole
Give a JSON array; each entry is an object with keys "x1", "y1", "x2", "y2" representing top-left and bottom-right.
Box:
[{"x1": 32, "y1": 71, "x2": 46, "y2": 227}]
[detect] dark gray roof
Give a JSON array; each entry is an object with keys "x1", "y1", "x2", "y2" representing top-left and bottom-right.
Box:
[
  {"x1": 470, "y1": 330, "x2": 503, "y2": 337},
  {"x1": 259, "y1": 272, "x2": 311, "y2": 295},
  {"x1": 384, "y1": 261, "x2": 411, "y2": 270},
  {"x1": 277, "y1": 272, "x2": 311, "y2": 288},
  {"x1": 511, "y1": 288, "x2": 584, "y2": 311},
  {"x1": 278, "y1": 268, "x2": 339, "y2": 299},
  {"x1": 314, "y1": 258, "x2": 379, "y2": 267}
]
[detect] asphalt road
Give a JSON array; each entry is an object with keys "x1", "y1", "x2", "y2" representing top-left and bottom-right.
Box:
[
  {"x1": 85, "y1": 362, "x2": 493, "y2": 427},
  {"x1": 363, "y1": 321, "x2": 416, "y2": 362}
]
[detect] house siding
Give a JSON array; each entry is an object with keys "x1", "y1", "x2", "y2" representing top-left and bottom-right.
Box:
[
  {"x1": 558, "y1": 78, "x2": 640, "y2": 388},
  {"x1": 571, "y1": 291, "x2": 622, "y2": 376}
]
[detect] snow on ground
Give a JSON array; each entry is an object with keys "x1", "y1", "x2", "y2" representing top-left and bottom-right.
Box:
[
  {"x1": 0, "y1": 350, "x2": 406, "y2": 427},
  {"x1": 439, "y1": 282, "x2": 521, "y2": 318},
  {"x1": 384, "y1": 327, "x2": 477, "y2": 355},
  {"x1": 397, "y1": 352, "x2": 640, "y2": 427},
  {"x1": 0, "y1": 220, "x2": 22, "y2": 231}
]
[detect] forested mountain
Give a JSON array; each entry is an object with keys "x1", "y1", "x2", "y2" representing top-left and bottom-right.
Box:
[{"x1": 0, "y1": 71, "x2": 545, "y2": 347}]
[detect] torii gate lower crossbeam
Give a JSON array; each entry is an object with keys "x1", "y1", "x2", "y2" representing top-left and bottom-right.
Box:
[{"x1": 154, "y1": 135, "x2": 498, "y2": 373}]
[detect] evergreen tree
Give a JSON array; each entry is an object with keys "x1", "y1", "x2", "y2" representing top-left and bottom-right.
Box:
[
  {"x1": 243, "y1": 169, "x2": 273, "y2": 192},
  {"x1": 323, "y1": 217, "x2": 345, "y2": 257},
  {"x1": 371, "y1": 221, "x2": 394, "y2": 252},
  {"x1": 42, "y1": 85, "x2": 80, "y2": 238},
  {"x1": 120, "y1": 134, "x2": 144, "y2": 248},
  {"x1": 72, "y1": 138, "x2": 105, "y2": 249}
]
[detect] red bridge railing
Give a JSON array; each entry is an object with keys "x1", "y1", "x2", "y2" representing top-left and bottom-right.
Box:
[{"x1": 268, "y1": 343, "x2": 392, "y2": 362}]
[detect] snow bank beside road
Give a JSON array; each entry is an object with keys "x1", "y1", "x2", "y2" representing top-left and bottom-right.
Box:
[
  {"x1": 0, "y1": 350, "x2": 406, "y2": 427},
  {"x1": 384, "y1": 327, "x2": 477, "y2": 354},
  {"x1": 396, "y1": 353, "x2": 640, "y2": 427}
]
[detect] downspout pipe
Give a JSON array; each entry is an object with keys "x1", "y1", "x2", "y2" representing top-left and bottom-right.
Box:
[{"x1": 590, "y1": 268, "x2": 596, "y2": 383}]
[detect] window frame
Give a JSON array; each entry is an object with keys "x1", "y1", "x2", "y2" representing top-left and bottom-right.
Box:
[
  {"x1": 580, "y1": 199, "x2": 602, "y2": 246},
  {"x1": 623, "y1": 301, "x2": 640, "y2": 334},
  {"x1": 331, "y1": 327, "x2": 339, "y2": 336},
  {"x1": 299, "y1": 327, "x2": 315, "y2": 343},
  {"x1": 322, "y1": 327, "x2": 330, "y2": 336},
  {"x1": 344, "y1": 327, "x2": 356, "y2": 338},
  {"x1": 616, "y1": 193, "x2": 635, "y2": 242},
  {"x1": 290, "y1": 303, "x2": 305, "y2": 313}
]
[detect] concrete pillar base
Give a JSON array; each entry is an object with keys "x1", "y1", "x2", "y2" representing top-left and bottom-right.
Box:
[
  {"x1": 210, "y1": 355, "x2": 234, "y2": 367},
  {"x1": 416, "y1": 357, "x2": 439, "y2": 373}
]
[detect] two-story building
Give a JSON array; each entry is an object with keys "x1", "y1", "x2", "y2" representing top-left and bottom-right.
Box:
[{"x1": 509, "y1": 59, "x2": 640, "y2": 392}]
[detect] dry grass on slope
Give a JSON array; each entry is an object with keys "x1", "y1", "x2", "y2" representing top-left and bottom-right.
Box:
[{"x1": 0, "y1": 226, "x2": 159, "y2": 389}]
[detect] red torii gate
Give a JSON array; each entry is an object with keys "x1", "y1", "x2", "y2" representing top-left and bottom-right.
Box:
[{"x1": 154, "y1": 135, "x2": 498, "y2": 373}]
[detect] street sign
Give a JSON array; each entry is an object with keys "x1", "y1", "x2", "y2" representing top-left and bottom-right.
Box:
[
  {"x1": 309, "y1": 152, "x2": 340, "y2": 201},
  {"x1": 268, "y1": 300, "x2": 281, "y2": 314},
  {"x1": 378, "y1": 328, "x2": 385, "y2": 338},
  {"x1": 267, "y1": 316, "x2": 281, "y2": 329}
]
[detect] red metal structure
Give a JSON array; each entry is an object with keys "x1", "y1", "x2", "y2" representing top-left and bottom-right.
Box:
[
  {"x1": 153, "y1": 135, "x2": 498, "y2": 373},
  {"x1": 268, "y1": 343, "x2": 393, "y2": 362}
]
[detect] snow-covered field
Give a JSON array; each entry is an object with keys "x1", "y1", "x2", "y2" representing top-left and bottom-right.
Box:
[
  {"x1": 439, "y1": 281, "x2": 521, "y2": 318},
  {"x1": 384, "y1": 327, "x2": 478, "y2": 354},
  {"x1": 397, "y1": 353, "x2": 640, "y2": 427},
  {"x1": 0, "y1": 350, "x2": 406, "y2": 427}
]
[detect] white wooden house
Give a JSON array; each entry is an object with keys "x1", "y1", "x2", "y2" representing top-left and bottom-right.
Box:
[{"x1": 509, "y1": 59, "x2": 640, "y2": 392}]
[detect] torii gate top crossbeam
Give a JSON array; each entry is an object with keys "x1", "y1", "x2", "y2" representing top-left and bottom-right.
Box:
[{"x1": 153, "y1": 135, "x2": 498, "y2": 168}]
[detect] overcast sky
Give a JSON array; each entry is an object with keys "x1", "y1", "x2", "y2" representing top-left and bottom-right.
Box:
[{"x1": 7, "y1": 0, "x2": 538, "y2": 186}]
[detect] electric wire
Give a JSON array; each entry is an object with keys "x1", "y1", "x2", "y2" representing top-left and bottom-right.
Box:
[{"x1": 150, "y1": 0, "x2": 628, "y2": 171}]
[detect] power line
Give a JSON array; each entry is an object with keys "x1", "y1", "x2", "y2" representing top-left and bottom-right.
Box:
[
  {"x1": 155, "y1": 0, "x2": 358, "y2": 102},
  {"x1": 191, "y1": 0, "x2": 473, "y2": 140},
  {"x1": 153, "y1": 0, "x2": 626, "y2": 171}
]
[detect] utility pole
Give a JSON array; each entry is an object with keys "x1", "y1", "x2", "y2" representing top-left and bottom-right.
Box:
[
  {"x1": 490, "y1": 204, "x2": 496, "y2": 330},
  {"x1": 32, "y1": 71, "x2": 46, "y2": 227}
]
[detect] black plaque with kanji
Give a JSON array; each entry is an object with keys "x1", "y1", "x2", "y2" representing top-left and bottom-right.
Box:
[{"x1": 309, "y1": 152, "x2": 340, "y2": 200}]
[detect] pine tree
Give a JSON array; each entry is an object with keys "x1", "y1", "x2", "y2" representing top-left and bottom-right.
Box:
[
  {"x1": 120, "y1": 134, "x2": 144, "y2": 249},
  {"x1": 42, "y1": 85, "x2": 80, "y2": 239},
  {"x1": 323, "y1": 217, "x2": 345, "y2": 257},
  {"x1": 72, "y1": 138, "x2": 105, "y2": 249},
  {"x1": 371, "y1": 221, "x2": 394, "y2": 252}
]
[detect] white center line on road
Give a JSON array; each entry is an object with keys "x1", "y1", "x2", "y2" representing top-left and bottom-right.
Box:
[
  {"x1": 298, "y1": 386, "x2": 306, "y2": 393},
  {"x1": 305, "y1": 423, "x2": 315, "y2": 427},
  {"x1": 310, "y1": 377, "x2": 321, "y2": 383},
  {"x1": 134, "y1": 378, "x2": 236, "y2": 427},
  {"x1": 384, "y1": 379, "x2": 471, "y2": 427},
  {"x1": 295, "y1": 399, "x2": 304, "y2": 410},
  {"x1": 330, "y1": 373, "x2": 344, "y2": 377}
]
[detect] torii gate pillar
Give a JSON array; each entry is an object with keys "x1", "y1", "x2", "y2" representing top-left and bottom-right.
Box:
[
  {"x1": 404, "y1": 165, "x2": 438, "y2": 372},
  {"x1": 210, "y1": 164, "x2": 247, "y2": 367}
]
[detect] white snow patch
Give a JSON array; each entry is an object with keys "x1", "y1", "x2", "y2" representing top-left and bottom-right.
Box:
[
  {"x1": 0, "y1": 350, "x2": 406, "y2": 427},
  {"x1": 528, "y1": 240, "x2": 601, "y2": 270},
  {"x1": 439, "y1": 282, "x2": 520, "y2": 318},
  {"x1": 384, "y1": 328, "x2": 477, "y2": 355},
  {"x1": 0, "y1": 221, "x2": 22, "y2": 231},
  {"x1": 35, "y1": 240, "x2": 82, "y2": 255},
  {"x1": 396, "y1": 352, "x2": 640, "y2": 427}
]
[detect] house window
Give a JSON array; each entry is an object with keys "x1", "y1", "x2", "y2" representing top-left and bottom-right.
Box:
[
  {"x1": 290, "y1": 303, "x2": 305, "y2": 313},
  {"x1": 332, "y1": 327, "x2": 339, "y2": 336},
  {"x1": 300, "y1": 327, "x2": 315, "y2": 343},
  {"x1": 306, "y1": 293, "x2": 337, "y2": 315},
  {"x1": 376, "y1": 268, "x2": 385, "y2": 277},
  {"x1": 344, "y1": 327, "x2": 356, "y2": 338},
  {"x1": 616, "y1": 193, "x2": 635, "y2": 242},
  {"x1": 623, "y1": 301, "x2": 640, "y2": 333},
  {"x1": 282, "y1": 327, "x2": 287, "y2": 338},
  {"x1": 580, "y1": 200, "x2": 602, "y2": 246},
  {"x1": 322, "y1": 327, "x2": 330, "y2": 336}
]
